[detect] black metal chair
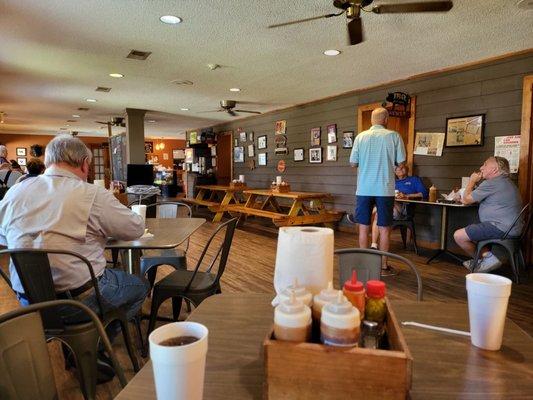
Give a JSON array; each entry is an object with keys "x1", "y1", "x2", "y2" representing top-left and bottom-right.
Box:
[
  {"x1": 139, "y1": 202, "x2": 193, "y2": 288},
  {"x1": 0, "y1": 249, "x2": 141, "y2": 383},
  {"x1": 335, "y1": 248, "x2": 423, "y2": 301},
  {"x1": 472, "y1": 203, "x2": 532, "y2": 283},
  {"x1": 147, "y1": 218, "x2": 238, "y2": 338},
  {"x1": 392, "y1": 203, "x2": 419, "y2": 254},
  {"x1": 0, "y1": 299, "x2": 126, "y2": 400}
]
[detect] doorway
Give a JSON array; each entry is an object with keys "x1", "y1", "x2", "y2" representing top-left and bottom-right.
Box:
[
  {"x1": 216, "y1": 131, "x2": 233, "y2": 185},
  {"x1": 357, "y1": 99, "x2": 416, "y2": 169}
]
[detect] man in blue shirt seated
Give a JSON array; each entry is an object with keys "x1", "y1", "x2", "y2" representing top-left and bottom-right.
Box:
[{"x1": 370, "y1": 164, "x2": 428, "y2": 249}]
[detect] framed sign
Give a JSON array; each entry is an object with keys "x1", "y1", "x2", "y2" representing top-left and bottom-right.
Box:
[
  {"x1": 17, "y1": 157, "x2": 27, "y2": 166},
  {"x1": 275, "y1": 120, "x2": 286, "y2": 135},
  {"x1": 258, "y1": 135, "x2": 267, "y2": 149},
  {"x1": 294, "y1": 148, "x2": 304, "y2": 162},
  {"x1": 309, "y1": 147, "x2": 322, "y2": 163},
  {"x1": 327, "y1": 124, "x2": 337, "y2": 143},
  {"x1": 327, "y1": 145, "x2": 337, "y2": 161},
  {"x1": 445, "y1": 115, "x2": 484, "y2": 147},
  {"x1": 234, "y1": 146, "x2": 244, "y2": 163},
  {"x1": 258, "y1": 153, "x2": 267, "y2": 166},
  {"x1": 310, "y1": 127, "x2": 321, "y2": 146},
  {"x1": 16, "y1": 147, "x2": 27, "y2": 156},
  {"x1": 248, "y1": 144, "x2": 255, "y2": 158},
  {"x1": 144, "y1": 141, "x2": 154, "y2": 153},
  {"x1": 342, "y1": 131, "x2": 354, "y2": 148}
]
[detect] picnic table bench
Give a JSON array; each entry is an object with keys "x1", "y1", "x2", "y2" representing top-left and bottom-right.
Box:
[
  {"x1": 182, "y1": 184, "x2": 247, "y2": 222},
  {"x1": 213, "y1": 188, "x2": 343, "y2": 227}
]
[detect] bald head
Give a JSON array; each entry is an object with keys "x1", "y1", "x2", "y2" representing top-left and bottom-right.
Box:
[{"x1": 371, "y1": 107, "x2": 389, "y2": 126}]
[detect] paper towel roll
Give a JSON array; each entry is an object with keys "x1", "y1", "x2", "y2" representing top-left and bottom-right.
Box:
[{"x1": 273, "y1": 227, "x2": 334, "y2": 305}]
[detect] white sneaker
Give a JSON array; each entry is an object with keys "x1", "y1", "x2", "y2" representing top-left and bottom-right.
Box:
[{"x1": 477, "y1": 254, "x2": 502, "y2": 273}]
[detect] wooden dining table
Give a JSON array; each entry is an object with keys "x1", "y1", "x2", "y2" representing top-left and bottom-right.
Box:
[
  {"x1": 216, "y1": 188, "x2": 343, "y2": 227},
  {"x1": 115, "y1": 293, "x2": 533, "y2": 399},
  {"x1": 106, "y1": 217, "x2": 206, "y2": 275}
]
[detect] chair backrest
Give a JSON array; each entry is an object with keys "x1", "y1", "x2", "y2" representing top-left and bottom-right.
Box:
[
  {"x1": 145, "y1": 201, "x2": 192, "y2": 219},
  {"x1": 335, "y1": 248, "x2": 423, "y2": 301},
  {"x1": 185, "y1": 218, "x2": 238, "y2": 292},
  {"x1": 0, "y1": 300, "x2": 127, "y2": 397},
  {"x1": 0, "y1": 249, "x2": 105, "y2": 331},
  {"x1": 502, "y1": 203, "x2": 530, "y2": 240}
]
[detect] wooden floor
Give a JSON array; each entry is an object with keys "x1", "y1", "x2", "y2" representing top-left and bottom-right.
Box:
[{"x1": 1, "y1": 220, "x2": 531, "y2": 399}]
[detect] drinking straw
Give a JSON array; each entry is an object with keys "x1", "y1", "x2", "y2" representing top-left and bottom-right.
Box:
[{"x1": 401, "y1": 321, "x2": 471, "y2": 337}]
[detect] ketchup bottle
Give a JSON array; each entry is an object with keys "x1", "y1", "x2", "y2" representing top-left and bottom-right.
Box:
[{"x1": 343, "y1": 271, "x2": 365, "y2": 320}]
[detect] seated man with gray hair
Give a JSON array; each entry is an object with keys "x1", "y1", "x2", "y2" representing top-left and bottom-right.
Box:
[
  {"x1": 0, "y1": 134, "x2": 149, "y2": 343},
  {"x1": 454, "y1": 156, "x2": 523, "y2": 273}
]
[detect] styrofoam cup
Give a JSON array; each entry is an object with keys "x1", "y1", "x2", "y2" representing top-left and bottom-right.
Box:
[
  {"x1": 149, "y1": 322, "x2": 208, "y2": 400},
  {"x1": 466, "y1": 273, "x2": 512, "y2": 351},
  {"x1": 131, "y1": 204, "x2": 147, "y2": 223},
  {"x1": 239, "y1": 174, "x2": 245, "y2": 183}
]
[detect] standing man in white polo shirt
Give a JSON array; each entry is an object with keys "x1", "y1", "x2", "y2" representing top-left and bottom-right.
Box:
[{"x1": 349, "y1": 107, "x2": 406, "y2": 274}]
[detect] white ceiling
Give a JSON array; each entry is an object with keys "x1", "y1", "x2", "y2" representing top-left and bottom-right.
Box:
[{"x1": 0, "y1": 0, "x2": 532, "y2": 138}]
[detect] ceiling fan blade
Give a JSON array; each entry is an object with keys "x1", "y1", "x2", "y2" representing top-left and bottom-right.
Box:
[
  {"x1": 347, "y1": 17, "x2": 363, "y2": 45},
  {"x1": 372, "y1": 1, "x2": 453, "y2": 14},
  {"x1": 235, "y1": 109, "x2": 262, "y2": 115},
  {"x1": 268, "y1": 12, "x2": 343, "y2": 28},
  {"x1": 197, "y1": 109, "x2": 224, "y2": 113},
  {"x1": 228, "y1": 110, "x2": 237, "y2": 117}
]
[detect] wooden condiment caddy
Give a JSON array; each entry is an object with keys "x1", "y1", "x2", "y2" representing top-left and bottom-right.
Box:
[
  {"x1": 263, "y1": 298, "x2": 412, "y2": 399},
  {"x1": 271, "y1": 184, "x2": 291, "y2": 193}
]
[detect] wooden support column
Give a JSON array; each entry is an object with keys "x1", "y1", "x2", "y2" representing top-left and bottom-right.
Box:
[{"x1": 125, "y1": 108, "x2": 146, "y2": 164}]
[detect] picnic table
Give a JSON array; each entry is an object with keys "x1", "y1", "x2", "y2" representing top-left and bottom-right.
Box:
[
  {"x1": 183, "y1": 184, "x2": 247, "y2": 222},
  {"x1": 215, "y1": 188, "x2": 343, "y2": 227}
]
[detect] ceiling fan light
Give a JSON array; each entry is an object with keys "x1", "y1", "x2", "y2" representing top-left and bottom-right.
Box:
[
  {"x1": 109, "y1": 73, "x2": 124, "y2": 78},
  {"x1": 180, "y1": 108, "x2": 189, "y2": 111},
  {"x1": 86, "y1": 98, "x2": 97, "y2": 103},
  {"x1": 323, "y1": 49, "x2": 341, "y2": 56},
  {"x1": 229, "y1": 88, "x2": 241, "y2": 92},
  {"x1": 160, "y1": 15, "x2": 182, "y2": 24}
]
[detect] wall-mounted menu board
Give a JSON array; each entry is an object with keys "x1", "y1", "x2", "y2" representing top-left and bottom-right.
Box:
[{"x1": 110, "y1": 133, "x2": 127, "y2": 182}]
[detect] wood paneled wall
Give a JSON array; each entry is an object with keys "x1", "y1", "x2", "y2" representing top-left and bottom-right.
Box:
[{"x1": 207, "y1": 53, "x2": 533, "y2": 244}]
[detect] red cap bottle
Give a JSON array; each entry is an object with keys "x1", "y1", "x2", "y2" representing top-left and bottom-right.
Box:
[
  {"x1": 366, "y1": 280, "x2": 386, "y2": 299},
  {"x1": 343, "y1": 271, "x2": 365, "y2": 320}
]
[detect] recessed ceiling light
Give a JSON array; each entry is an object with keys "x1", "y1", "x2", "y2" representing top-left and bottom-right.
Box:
[
  {"x1": 323, "y1": 49, "x2": 341, "y2": 56},
  {"x1": 72, "y1": 114, "x2": 80, "y2": 118},
  {"x1": 160, "y1": 15, "x2": 182, "y2": 24},
  {"x1": 229, "y1": 88, "x2": 241, "y2": 92},
  {"x1": 147, "y1": 120, "x2": 156, "y2": 123},
  {"x1": 86, "y1": 98, "x2": 97, "y2": 103},
  {"x1": 180, "y1": 108, "x2": 189, "y2": 111},
  {"x1": 109, "y1": 73, "x2": 124, "y2": 78}
]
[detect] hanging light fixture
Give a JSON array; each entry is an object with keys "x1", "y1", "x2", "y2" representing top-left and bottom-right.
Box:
[{"x1": 158, "y1": 137, "x2": 165, "y2": 150}]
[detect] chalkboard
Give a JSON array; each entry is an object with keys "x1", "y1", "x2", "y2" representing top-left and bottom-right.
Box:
[{"x1": 110, "y1": 133, "x2": 127, "y2": 182}]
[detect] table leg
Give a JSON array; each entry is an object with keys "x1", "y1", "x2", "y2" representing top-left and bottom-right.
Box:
[
  {"x1": 126, "y1": 249, "x2": 142, "y2": 276},
  {"x1": 313, "y1": 199, "x2": 334, "y2": 229},
  {"x1": 426, "y1": 206, "x2": 465, "y2": 265},
  {"x1": 212, "y1": 192, "x2": 233, "y2": 223}
]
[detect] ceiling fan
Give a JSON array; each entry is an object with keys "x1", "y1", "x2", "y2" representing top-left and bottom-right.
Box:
[
  {"x1": 95, "y1": 117, "x2": 125, "y2": 127},
  {"x1": 268, "y1": 1, "x2": 453, "y2": 46},
  {"x1": 200, "y1": 100, "x2": 262, "y2": 117}
]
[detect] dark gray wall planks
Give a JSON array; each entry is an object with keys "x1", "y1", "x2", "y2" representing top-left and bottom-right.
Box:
[{"x1": 207, "y1": 53, "x2": 533, "y2": 243}]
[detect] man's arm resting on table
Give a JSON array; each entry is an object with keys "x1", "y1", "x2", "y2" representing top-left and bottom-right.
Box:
[{"x1": 97, "y1": 189, "x2": 145, "y2": 240}]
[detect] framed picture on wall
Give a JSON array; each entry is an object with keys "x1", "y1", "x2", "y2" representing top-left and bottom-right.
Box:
[
  {"x1": 327, "y1": 145, "x2": 337, "y2": 161},
  {"x1": 17, "y1": 157, "x2": 27, "y2": 166},
  {"x1": 248, "y1": 144, "x2": 255, "y2": 158},
  {"x1": 310, "y1": 127, "x2": 321, "y2": 146},
  {"x1": 309, "y1": 147, "x2": 322, "y2": 163},
  {"x1": 275, "y1": 120, "x2": 286, "y2": 135},
  {"x1": 16, "y1": 147, "x2": 26, "y2": 156},
  {"x1": 258, "y1": 153, "x2": 267, "y2": 166},
  {"x1": 294, "y1": 148, "x2": 304, "y2": 162},
  {"x1": 234, "y1": 147, "x2": 245, "y2": 163},
  {"x1": 258, "y1": 135, "x2": 267, "y2": 149},
  {"x1": 327, "y1": 124, "x2": 337, "y2": 143},
  {"x1": 343, "y1": 131, "x2": 354, "y2": 148},
  {"x1": 445, "y1": 114, "x2": 484, "y2": 147},
  {"x1": 239, "y1": 131, "x2": 247, "y2": 142},
  {"x1": 248, "y1": 132, "x2": 254, "y2": 141}
]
